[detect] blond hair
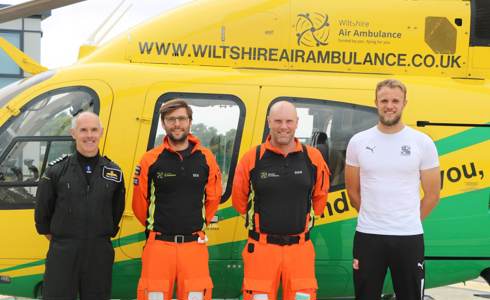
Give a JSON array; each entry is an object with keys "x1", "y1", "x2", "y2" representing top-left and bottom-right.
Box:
[{"x1": 375, "y1": 79, "x2": 407, "y2": 100}]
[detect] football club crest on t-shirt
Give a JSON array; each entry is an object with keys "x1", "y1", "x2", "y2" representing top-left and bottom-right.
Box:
[{"x1": 401, "y1": 145, "x2": 411, "y2": 156}]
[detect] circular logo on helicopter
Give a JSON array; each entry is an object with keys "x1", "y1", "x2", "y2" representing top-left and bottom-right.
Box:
[{"x1": 296, "y1": 13, "x2": 330, "y2": 47}]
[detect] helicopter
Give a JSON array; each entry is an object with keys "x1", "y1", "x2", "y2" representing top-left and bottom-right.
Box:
[{"x1": 0, "y1": 0, "x2": 489, "y2": 298}]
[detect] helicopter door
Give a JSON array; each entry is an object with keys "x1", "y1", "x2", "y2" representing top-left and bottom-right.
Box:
[
  {"x1": 117, "y1": 82, "x2": 257, "y2": 298},
  {"x1": 0, "y1": 81, "x2": 113, "y2": 266}
]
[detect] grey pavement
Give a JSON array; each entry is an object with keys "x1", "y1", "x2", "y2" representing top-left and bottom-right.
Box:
[
  {"x1": 425, "y1": 277, "x2": 490, "y2": 300},
  {"x1": 1, "y1": 278, "x2": 489, "y2": 299}
]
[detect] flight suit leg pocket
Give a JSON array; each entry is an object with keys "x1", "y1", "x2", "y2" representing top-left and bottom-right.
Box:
[
  {"x1": 288, "y1": 278, "x2": 317, "y2": 300},
  {"x1": 137, "y1": 278, "x2": 171, "y2": 300},
  {"x1": 243, "y1": 278, "x2": 274, "y2": 300},
  {"x1": 183, "y1": 277, "x2": 213, "y2": 300}
]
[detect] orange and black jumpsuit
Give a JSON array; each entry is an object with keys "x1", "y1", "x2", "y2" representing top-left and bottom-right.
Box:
[
  {"x1": 132, "y1": 134, "x2": 222, "y2": 300},
  {"x1": 232, "y1": 136, "x2": 329, "y2": 300}
]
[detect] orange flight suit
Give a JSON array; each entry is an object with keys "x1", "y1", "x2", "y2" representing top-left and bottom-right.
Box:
[
  {"x1": 133, "y1": 134, "x2": 222, "y2": 300},
  {"x1": 232, "y1": 136, "x2": 329, "y2": 300}
]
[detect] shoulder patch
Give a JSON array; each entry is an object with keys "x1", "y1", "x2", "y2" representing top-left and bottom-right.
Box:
[
  {"x1": 102, "y1": 166, "x2": 122, "y2": 183},
  {"x1": 48, "y1": 154, "x2": 69, "y2": 166}
]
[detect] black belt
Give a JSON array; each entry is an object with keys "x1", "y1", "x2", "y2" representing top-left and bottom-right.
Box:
[
  {"x1": 155, "y1": 233, "x2": 199, "y2": 243},
  {"x1": 248, "y1": 231, "x2": 310, "y2": 246}
]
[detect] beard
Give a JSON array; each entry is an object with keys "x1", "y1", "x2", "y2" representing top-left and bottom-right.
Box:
[
  {"x1": 379, "y1": 113, "x2": 401, "y2": 126},
  {"x1": 167, "y1": 131, "x2": 189, "y2": 143}
]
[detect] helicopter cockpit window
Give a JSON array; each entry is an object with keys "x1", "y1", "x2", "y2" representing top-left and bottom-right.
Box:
[
  {"x1": 264, "y1": 98, "x2": 377, "y2": 192},
  {"x1": 0, "y1": 70, "x2": 56, "y2": 108},
  {"x1": 151, "y1": 93, "x2": 245, "y2": 203},
  {"x1": 0, "y1": 86, "x2": 99, "y2": 209}
]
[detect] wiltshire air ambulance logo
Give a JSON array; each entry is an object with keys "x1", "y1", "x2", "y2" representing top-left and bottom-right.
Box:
[
  {"x1": 260, "y1": 171, "x2": 280, "y2": 179},
  {"x1": 157, "y1": 172, "x2": 177, "y2": 179},
  {"x1": 102, "y1": 166, "x2": 122, "y2": 183},
  {"x1": 296, "y1": 13, "x2": 330, "y2": 47}
]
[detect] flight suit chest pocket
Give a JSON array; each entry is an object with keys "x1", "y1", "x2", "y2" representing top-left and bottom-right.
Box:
[
  {"x1": 51, "y1": 178, "x2": 76, "y2": 235},
  {"x1": 102, "y1": 179, "x2": 118, "y2": 195},
  {"x1": 253, "y1": 161, "x2": 291, "y2": 192},
  {"x1": 153, "y1": 167, "x2": 180, "y2": 193},
  {"x1": 252, "y1": 167, "x2": 274, "y2": 196},
  {"x1": 56, "y1": 178, "x2": 74, "y2": 205},
  {"x1": 92, "y1": 180, "x2": 118, "y2": 210}
]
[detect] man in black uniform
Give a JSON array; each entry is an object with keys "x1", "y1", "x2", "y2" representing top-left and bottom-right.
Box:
[{"x1": 35, "y1": 111, "x2": 125, "y2": 300}]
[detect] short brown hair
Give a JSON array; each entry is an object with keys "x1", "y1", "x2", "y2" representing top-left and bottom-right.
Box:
[
  {"x1": 159, "y1": 99, "x2": 193, "y2": 122},
  {"x1": 375, "y1": 79, "x2": 407, "y2": 100}
]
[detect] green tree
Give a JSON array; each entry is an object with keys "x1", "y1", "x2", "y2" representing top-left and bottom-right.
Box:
[{"x1": 191, "y1": 123, "x2": 218, "y2": 147}]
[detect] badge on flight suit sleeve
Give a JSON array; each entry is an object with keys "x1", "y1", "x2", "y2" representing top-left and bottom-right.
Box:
[
  {"x1": 102, "y1": 166, "x2": 122, "y2": 183},
  {"x1": 133, "y1": 165, "x2": 141, "y2": 185}
]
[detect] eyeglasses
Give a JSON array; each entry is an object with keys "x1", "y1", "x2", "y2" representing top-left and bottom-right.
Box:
[{"x1": 164, "y1": 116, "x2": 190, "y2": 124}]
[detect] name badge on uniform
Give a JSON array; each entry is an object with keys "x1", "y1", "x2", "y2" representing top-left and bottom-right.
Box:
[{"x1": 102, "y1": 166, "x2": 122, "y2": 183}]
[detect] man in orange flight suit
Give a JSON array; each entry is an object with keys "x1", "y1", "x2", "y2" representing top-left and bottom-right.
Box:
[
  {"x1": 232, "y1": 101, "x2": 330, "y2": 300},
  {"x1": 132, "y1": 99, "x2": 222, "y2": 300}
]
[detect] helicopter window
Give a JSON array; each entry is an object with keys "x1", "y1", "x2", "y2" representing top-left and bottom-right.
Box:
[
  {"x1": 0, "y1": 139, "x2": 74, "y2": 209},
  {"x1": 264, "y1": 98, "x2": 377, "y2": 192},
  {"x1": 0, "y1": 70, "x2": 56, "y2": 108},
  {"x1": 471, "y1": 0, "x2": 490, "y2": 46},
  {"x1": 0, "y1": 86, "x2": 98, "y2": 209},
  {"x1": 151, "y1": 93, "x2": 245, "y2": 203}
]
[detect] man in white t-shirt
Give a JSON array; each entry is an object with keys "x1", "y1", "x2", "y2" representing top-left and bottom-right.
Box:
[{"x1": 345, "y1": 79, "x2": 440, "y2": 300}]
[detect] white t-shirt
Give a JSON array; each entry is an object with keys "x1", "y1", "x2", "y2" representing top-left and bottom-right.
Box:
[{"x1": 346, "y1": 125, "x2": 439, "y2": 235}]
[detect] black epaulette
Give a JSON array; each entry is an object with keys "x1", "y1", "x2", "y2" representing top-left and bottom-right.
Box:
[
  {"x1": 103, "y1": 155, "x2": 112, "y2": 162},
  {"x1": 48, "y1": 154, "x2": 69, "y2": 166}
]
